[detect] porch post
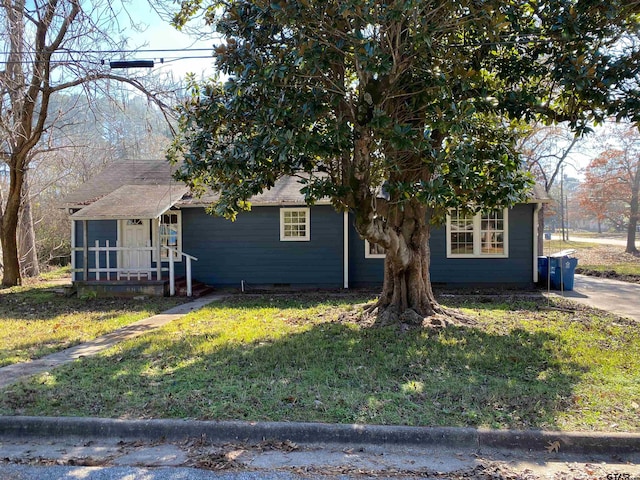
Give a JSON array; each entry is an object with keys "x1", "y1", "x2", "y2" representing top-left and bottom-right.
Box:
[
  {"x1": 186, "y1": 257, "x2": 193, "y2": 297},
  {"x1": 95, "y1": 240, "x2": 100, "y2": 280},
  {"x1": 83, "y1": 220, "x2": 89, "y2": 281},
  {"x1": 156, "y1": 217, "x2": 162, "y2": 281},
  {"x1": 169, "y1": 254, "x2": 175, "y2": 296},
  {"x1": 71, "y1": 219, "x2": 76, "y2": 282}
]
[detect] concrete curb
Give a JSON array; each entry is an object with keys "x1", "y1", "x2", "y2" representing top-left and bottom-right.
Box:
[{"x1": 1, "y1": 416, "x2": 639, "y2": 455}]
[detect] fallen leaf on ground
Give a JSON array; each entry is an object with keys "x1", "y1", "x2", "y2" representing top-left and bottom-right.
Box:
[{"x1": 546, "y1": 441, "x2": 560, "y2": 453}]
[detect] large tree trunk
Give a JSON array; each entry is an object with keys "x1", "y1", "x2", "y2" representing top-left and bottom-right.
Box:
[
  {"x1": 1, "y1": 163, "x2": 24, "y2": 287},
  {"x1": 375, "y1": 223, "x2": 446, "y2": 326},
  {"x1": 355, "y1": 202, "x2": 456, "y2": 327},
  {"x1": 18, "y1": 175, "x2": 40, "y2": 278}
]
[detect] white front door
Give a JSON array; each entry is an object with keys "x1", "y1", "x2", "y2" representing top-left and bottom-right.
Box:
[{"x1": 120, "y1": 219, "x2": 151, "y2": 274}]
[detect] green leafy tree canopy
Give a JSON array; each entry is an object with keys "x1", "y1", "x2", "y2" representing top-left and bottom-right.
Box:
[{"x1": 169, "y1": 0, "x2": 640, "y2": 323}]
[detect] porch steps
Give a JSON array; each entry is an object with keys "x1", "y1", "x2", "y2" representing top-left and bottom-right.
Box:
[{"x1": 174, "y1": 277, "x2": 215, "y2": 297}]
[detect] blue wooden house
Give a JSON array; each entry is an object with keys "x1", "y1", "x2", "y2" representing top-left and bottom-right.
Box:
[{"x1": 63, "y1": 160, "x2": 548, "y2": 296}]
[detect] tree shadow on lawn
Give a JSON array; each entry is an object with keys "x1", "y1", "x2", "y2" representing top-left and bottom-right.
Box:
[
  {"x1": 0, "y1": 286, "x2": 186, "y2": 322},
  {"x1": 0, "y1": 302, "x2": 584, "y2": 430},
  {"x1": 0, "y1": 287, "x2": 186, "y2": 367}
]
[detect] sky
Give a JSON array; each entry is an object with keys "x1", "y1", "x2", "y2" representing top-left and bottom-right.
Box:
[
  {"x1": 116, "y1": 2, "x2": 624, "y2": 176},
  {"x1": 116, "y1": 2, "x2": 218, "y2": 81}
]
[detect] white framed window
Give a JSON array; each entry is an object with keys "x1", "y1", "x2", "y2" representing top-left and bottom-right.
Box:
[
  {"x1": 447, "y1": 208, "x2": 508, "y2": 258},
  {"x1": 365, "y1": 240, "x2": 386, "y2": 258},
  {"x1": 280, "y1": 208, "x2": 310, "y2": 241},
  {"x1": 154, "y1": 211, "x2": 182, "y2": 261}
]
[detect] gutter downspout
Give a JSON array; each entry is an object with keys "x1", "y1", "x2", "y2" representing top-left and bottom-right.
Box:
[
  {"x1": 343, "y1": 211, "x2": 349, "y2": 289},
  {"x1": 533, "y1": 203, "x2": 541, "y2": 284}
]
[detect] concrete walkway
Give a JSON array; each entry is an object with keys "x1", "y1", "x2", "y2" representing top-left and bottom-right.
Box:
[
  {"x1": 0, "y1": 293, "x2": 226, "y2": 389},
  {"x1": 552, "y1": 274, "x2": 640, "y2": 322}
]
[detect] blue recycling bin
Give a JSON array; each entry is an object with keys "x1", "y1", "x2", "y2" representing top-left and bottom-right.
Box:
[
  {"x1": 549, "y1": 256, "x2": 578, "y2": 291},
  {"x1": 537, "y1": 256, "x2": 549, "y2": 285}
]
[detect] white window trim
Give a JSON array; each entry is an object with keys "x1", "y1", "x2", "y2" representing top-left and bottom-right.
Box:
[
  {"x1": 364, "y1": 239, "x2": 386, "y2": 258},
  {"x1": 446, "y1": 208, "x2": 509, "y2": 258},
  {"x1": 280, "y1": 207, "x2": 310, "y2": 241},
  {"x1": 153, "y1": 210, "x2": 183, "y2": 262}
]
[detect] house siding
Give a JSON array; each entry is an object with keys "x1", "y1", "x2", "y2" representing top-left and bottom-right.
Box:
[
  {"x1": 348, "y1": 204, "x2": 534, "y2": 287},
  {"x1": 181, "y1": 205, "x2": 344, "y2": 288},
  {"x1": 70, "y1": 204, "x2": 534, "y2": 289}
]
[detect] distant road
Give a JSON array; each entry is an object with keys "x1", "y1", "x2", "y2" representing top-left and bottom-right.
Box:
[{"x1": 550, "y1": 235, "x2": 635, "y2": 247}]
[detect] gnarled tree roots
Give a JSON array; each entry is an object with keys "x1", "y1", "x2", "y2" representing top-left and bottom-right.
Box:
[{"x1": 341, "y1": 301, "x2": 476, "y2": 329}]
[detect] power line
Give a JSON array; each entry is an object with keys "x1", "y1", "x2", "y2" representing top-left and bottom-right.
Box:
[
  {"x1": 0, "y1": 54, "x2": 215, "y2": 66},
  {"x1": 0, "y1": 46, "x2": 216, "y2": 66},
  {"x1": 0, "y1": 32, "x2": 631, "y2": 66},
  {"x1": 0, "y1": 58, "x2": 214, "y2": 66},
  {"x1": 0, "y1": 47, "x2": 215, "y2": 57}
]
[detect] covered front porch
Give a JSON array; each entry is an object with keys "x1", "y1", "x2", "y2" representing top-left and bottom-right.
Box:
[{"x1": 69, "y1": 185, "x2": 205, "y2": 297}]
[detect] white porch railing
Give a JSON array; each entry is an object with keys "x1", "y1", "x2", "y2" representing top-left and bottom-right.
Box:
[
  {"x1": 165, "y1": 247, "x2": 198, "y2": 297},
  {"x1": 71, "y1": 240, "x2": 199, "y2": 297}
]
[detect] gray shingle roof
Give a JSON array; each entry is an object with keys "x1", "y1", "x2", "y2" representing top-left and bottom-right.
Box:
[
  {"x1": 529, "y1": 183, "x2": 552, "y2": 203},
  {"x1": 63, "y1": 160, "x2": 327, "y2": 209},
  {"x1": 70, "y1": 185, "x2": 189, "y2": 220},
  {"x1": 178, "y1": 175, "x2": 329, "y2": 207},
  {"x1": 62, "y1": 160, "x2": 182, "y2": 207},
  {"x1": 63, "y1": 159, "x2": 550, "y2": 214}
]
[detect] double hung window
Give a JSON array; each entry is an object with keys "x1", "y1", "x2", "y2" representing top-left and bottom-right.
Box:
[
  {"x1": 447, "y1": 209, "x2": 508, "y2": 258},
  {"x1": 280, "y1": 208, "x2": 310, "y2": 241}
]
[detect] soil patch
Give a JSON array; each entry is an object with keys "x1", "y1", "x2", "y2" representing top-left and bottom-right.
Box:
[{"x1": 575, "y1": 267, "x2": 640, "y2": 284}]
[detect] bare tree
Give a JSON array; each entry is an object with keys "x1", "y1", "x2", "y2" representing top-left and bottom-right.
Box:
[
  {"x1": 0, "y1": 0, "x2": 178, "y2": 286},
  {"x1": 519, "y1": 123, "x2": 583, "y2": 254},
  {"x1": 27, "y1": 92, "x2": 174, "y2": 269}
]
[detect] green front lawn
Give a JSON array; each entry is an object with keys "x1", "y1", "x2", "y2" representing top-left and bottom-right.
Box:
[
  {"x1": 1, "y1": 294, "x2": 638, "y2": 432},
  {"x1": 541, "y1": 239, "x2": 601, "y2": 252},
  {"x1": 0, "y1": 281, "x2": 186, "y2": 367}
]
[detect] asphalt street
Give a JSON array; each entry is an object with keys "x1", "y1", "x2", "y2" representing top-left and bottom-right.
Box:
[{"x1": 549, "y1": 234, "x2": 638, "y2": 247}]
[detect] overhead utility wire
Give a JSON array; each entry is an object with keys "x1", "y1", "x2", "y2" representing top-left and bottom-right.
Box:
[
  {"x1": 0, "y1": 31, "x2": 615, "y2": 58},
  {"x1": 0, "y1": 33, "x2": 626, "y2": 67},
  {"x1": 0, "y1": 58, "x2": 214, "y2": 66},
  {"x1": 0, "y1": 47, "x2": 215, "y2": 66},
  {"x1": 0, "y1": 47, "x2": 215, "y2": 57}
]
